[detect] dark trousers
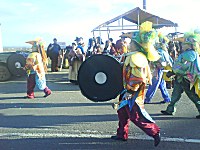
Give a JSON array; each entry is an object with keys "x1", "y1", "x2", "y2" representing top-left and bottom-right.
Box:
[
  {"x1": 51, "y1": 55, "x2": 59, "y2": 72},
  {"x1": 27, "y1": 74, "x2": 51, "y2": 97},
  {"x1": 166, "y1": 79, "x2": 200, "y2": 114},
  {"x1": 116, "y1": 104, "x2": 160, "y2": 140},
  {"x1": 27, "y1": 74, "x2": 36, "y2": 97}
]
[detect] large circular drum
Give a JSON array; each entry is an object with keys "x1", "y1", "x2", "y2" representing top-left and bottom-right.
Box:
[
  {"x1": 78, "y1": 54, "x2": 123, "y2": 102},
  {"x1": 7, "y1": 52, "x2": 29, "y2": 76}
]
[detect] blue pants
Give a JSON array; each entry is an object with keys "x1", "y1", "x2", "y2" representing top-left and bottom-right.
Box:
[{"x1": 145, "y1": 69, "x2": 171, "y2": 103}]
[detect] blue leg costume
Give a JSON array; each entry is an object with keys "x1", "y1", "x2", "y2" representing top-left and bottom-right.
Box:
[{"x1": 145, "y1": 69, "x2": 171, "y2": 103}]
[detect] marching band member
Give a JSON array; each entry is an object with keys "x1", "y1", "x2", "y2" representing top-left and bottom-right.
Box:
[
  {"x1": 25, "y1": 38, "x2": 51, "y2": 99},
  {"x1": 111, "y1": 21, "x2": 161, "y2": 147},
  {"x1": 145, "y1": 33, "x2": 173, "y2": 104},
  {"x1": 161, "y1": 31, "x2": 200, "y2": 119}
]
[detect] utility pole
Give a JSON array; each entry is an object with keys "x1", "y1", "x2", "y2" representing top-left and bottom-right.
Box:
[
  {"x1": 0, "y1": 23, "x2": 3, "y2": 52},
  {"x1": 143, "y1": 0, "x2": 146, "y2": 10}
]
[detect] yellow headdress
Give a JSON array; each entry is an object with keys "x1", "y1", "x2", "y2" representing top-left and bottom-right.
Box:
[
  {"x1": 139, "y1": 21, "x2": 160, "y2": 61},
  {"x1": 120, "y1": 21, "x2": 160, "y2": 61},
  {"x1": 25, "y1": 38, "x2": 48, "y2": 72}
]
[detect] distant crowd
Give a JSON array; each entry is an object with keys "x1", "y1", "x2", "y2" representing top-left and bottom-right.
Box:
[{"x1": 44, "y1": 33, "x2": 183, "y2": 86}]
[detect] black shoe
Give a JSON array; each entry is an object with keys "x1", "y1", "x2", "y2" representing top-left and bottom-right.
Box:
[
  {"x1": 196, "y1": 115, "x2": 200, "y2": 119},
  {"x1": 153, "y1": 133, "x2": 161, "y2": 147},
  {"x1": 161, "y1": 110, "x2": 173, "y2": 115},
  {"x1": 111, "y1": 135, "x2": 127, "y2": 141}
]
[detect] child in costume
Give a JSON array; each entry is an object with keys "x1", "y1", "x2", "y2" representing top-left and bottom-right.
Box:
[
  {"x1": 145, "y1": 33, "x2": 173, "y2": 104},
  {"x1": 161, "y1": 31, "x2": 200, "y2": 119},
  {"x1": 25, "y1": 39, "x2": 52, "y2": 99},
  {"x1": 111, "y1": 21, "x2": 161, "y2": 147}
]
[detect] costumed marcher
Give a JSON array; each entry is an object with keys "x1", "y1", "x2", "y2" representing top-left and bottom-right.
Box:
[
  {"x1": 67, "y1": 42, "x2": 84, "y2": 85},
  {"x1": 161, "y1": 31, "x2": 200, "y2": 119},
  {"x1": 111, "y1": 21, "x2": 161, "y2": 147},
  {"x1": 24, "y1": 38, "x2": 52, "y2": 99},
  {"x1": 145, "y1": 33, "x2": 173, "y2": 104},
  {"x1": 47, "y1": 38, "x2": 61, "y2": 72}
]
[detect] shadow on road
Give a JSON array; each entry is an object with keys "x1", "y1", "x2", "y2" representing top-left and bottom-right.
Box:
[
  {"x1": 0, "y1": 70, "x2": 81, "y2": 94},
  {"x1": 0, "y1": 113, "x2": 118, "y2": 128},
  {"x1": 1, "y1": 136, "x2": 199, "y2": 150},
  {"x1": 0, "y1": 102, "x2": 114, "y2": 109}
]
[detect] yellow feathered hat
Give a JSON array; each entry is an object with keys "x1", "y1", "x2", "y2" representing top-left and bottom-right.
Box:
[{"x1": 121, "y1": 21, "x2": 160, "y2": 61}]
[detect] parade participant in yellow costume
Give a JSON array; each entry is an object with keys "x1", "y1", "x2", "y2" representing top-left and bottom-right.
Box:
[
  {"x1": 25, "y1": 38, "x2": 51, "y2": 99},
  {"x1": 111, "y1": 21, "x2": 161, "y2": 147}
]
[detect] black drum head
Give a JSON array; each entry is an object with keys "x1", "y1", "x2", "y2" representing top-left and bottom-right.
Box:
[
  {"x1": 78, "y1": 54, "x2": 123, "y2": 102},
  {"x1": 7, "y1": 53, "x2": 26, "y2": 76}
]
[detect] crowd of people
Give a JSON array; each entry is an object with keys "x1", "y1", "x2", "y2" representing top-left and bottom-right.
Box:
[
  {"x1": 23, "y1": 21, "x2": 200, "y2": 147},
  {"x1": 50, "y1": 35, "x2": 129, "y2": 85}
]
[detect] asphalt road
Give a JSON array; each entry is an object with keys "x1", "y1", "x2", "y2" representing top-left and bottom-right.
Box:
[{"x1": 0, "y1": 69, "x2": 200, "y2": 150}]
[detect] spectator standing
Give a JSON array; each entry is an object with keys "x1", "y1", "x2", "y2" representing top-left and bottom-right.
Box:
[
  {"x1": 95, "y1": 45, "x2": 102, "y2": 54},
  {"x1": 75, "y1": 37, "x2": 85, "y2": 56},
  {"x1": 47, "y1": 38, "x2": 61, "y2": 72},
  {"x1": 115, "y1": 36, "x2": 128, "y2": 55},
  {"x1": 103, "y1": 40, "x2": 112, "y2": 54},
  {"x1": 68, "y1": 41, "x2": 84, "y2": 85},
  {"x1": 86, "y1": 38, "x2": 96, "y2": 57}
]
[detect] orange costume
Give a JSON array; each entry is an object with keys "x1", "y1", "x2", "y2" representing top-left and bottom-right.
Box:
[
  {"x1": 25, "y1": 39, "x2": 51, "y2": 99},
  {"x1": 111, "y1": 21, "x2": 161, "y2": 147}
]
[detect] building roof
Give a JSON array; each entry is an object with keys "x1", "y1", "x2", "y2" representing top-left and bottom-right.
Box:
[{"x1": 92, "y1": 7, "x2": 178, "y2": 32}]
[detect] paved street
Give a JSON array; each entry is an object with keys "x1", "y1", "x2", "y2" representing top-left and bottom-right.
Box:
[{"x1": 0, "y1": 69, "x2": 200, "y2": 150}]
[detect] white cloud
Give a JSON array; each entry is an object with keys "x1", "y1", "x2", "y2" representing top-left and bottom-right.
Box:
[{"x1": 2, "y1": 0, "x2": 200, "y2": 46}]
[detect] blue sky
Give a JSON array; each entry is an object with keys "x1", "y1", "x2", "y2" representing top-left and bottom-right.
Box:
[{"x1": 0, "y1": 0, "x2": 200, "y2": 47}]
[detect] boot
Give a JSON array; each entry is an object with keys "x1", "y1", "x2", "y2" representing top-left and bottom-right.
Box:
[
  {"x1": 153, "y1": 133, "x2": 161, "y2": 147},
  {"x1": 111, "y1": 135, "x2": 127, "y2": 141},
  {"x1": 26, "y1": 92, "x2": 35, "y2": 99},
  {"x1": 44, "y1": 87, "x2": 52, "y2": 97}
]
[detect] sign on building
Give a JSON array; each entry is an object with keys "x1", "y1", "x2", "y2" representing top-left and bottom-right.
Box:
[{"x1": 58, "y1": 42, "x2": 66, "y2": 49}]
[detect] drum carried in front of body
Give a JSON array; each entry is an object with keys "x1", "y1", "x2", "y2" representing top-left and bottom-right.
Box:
[{"x1": 78, "y1": 54, "x2": 123, "y2": 102}]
